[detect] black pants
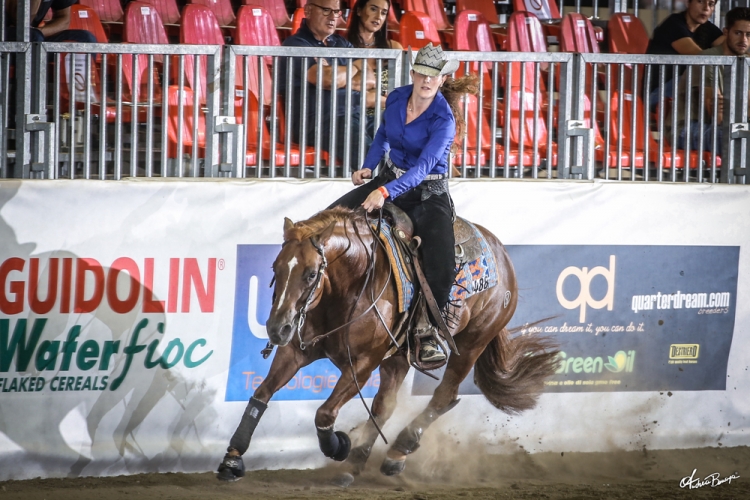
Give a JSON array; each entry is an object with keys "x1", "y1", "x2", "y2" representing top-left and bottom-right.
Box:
[{"x1": 330, "y1": 170, "x2": 456, "y2": 319}]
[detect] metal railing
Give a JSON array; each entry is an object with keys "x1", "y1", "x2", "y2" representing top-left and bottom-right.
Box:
[{"x1": 1, "y1": 43, "x2": 749, "y2": 183}]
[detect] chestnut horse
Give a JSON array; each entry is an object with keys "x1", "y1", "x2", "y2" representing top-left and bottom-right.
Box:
[{"x1": 218, "y1": 207, "x2": 558, "y2": 482}]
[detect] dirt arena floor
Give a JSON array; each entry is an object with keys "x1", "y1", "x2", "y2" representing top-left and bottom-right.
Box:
[{"x1": 0, "y1": 446, "x2": 748, "y2": 500}]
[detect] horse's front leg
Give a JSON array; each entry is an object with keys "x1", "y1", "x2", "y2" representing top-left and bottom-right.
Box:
[
  {"x1": 314, "y1": 356, "x2": 382, "y2": 463},
  {"x1": 217, "y1": 343, "x2": 318, "y2": 481}
]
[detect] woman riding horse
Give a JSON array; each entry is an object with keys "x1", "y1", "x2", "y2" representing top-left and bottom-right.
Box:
[
  {"x1": 330, "y1": 43, "x2": 475, "y2": 364},
  {"x1": 215, "y1": 45, "x2": 558, "y2": 485}
]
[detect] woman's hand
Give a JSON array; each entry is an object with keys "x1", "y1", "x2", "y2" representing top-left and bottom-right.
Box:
[
  {"x1": 361, "y1": 189, "x2": 385, "y2": 212},
  {"x1": 352, "y1": 169, "x2": 372, "y2": 186}
]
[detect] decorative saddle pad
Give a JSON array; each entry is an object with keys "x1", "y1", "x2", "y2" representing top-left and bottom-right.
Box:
[{"x1": 371, "y1": 218, "x2": 499, "y2": 313}]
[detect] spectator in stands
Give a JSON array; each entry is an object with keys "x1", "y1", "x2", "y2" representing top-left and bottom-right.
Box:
[
  {"x1": 676, "y1": 7, "x2": 750, "y2": 154},
  {"x1": 280, "y1": 0, "x2": 373, "y2": 169},
  {"x1": 646, "y1": 0, "x2": 724, "y2": 109},
  {"x1": 346, "y1": 0, "x2": 402, "y2": 116},
  {"x1": 6, "y1": 0, "x2": 97, "y2": 42}
]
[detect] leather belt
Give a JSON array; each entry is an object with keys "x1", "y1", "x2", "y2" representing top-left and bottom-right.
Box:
[{"x1": 387, "y1": 158, "x2": 445, "y2": 180}]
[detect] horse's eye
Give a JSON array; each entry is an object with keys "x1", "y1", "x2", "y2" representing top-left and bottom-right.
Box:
[{"x1": 307, "y1": 271, "x2": 317, "y2": 283}]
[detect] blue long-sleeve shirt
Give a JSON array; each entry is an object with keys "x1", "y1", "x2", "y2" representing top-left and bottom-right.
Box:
[{"x1": 361, "y1": 85, "x2": 455, "y2": 199}]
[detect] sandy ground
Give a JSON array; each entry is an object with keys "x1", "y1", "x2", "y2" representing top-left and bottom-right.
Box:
[{"x1": 0, "y1": 446, "x2": 748, "y2": 500}]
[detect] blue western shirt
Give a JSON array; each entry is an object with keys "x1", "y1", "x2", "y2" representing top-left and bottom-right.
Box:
[{"x1": 361, "y1": 85, "x2": 455, "y2": 199}]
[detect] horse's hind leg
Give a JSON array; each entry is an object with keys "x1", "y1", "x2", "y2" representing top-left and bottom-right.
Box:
[
  {"x1": 380, "y1": 339, "x2": 485, "y2": 476},
  {"x1": 344, "y1": 354, "x2": 410, "y2": 476},
  {"x1": 217, "y1": 344, "x2": 316, "y2": 481}
]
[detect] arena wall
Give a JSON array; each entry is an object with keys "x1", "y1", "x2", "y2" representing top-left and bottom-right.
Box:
[{"x1": 0, "y1": 178, "x2": 747, "y2": 480}]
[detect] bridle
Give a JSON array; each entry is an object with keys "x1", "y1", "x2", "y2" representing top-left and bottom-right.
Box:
[
  {"x1": 295, "y1": 234, "x2": 328, "y2": 350},
  {"x1": 261, "y1": 213, "x2": 396, "y2": 357}
]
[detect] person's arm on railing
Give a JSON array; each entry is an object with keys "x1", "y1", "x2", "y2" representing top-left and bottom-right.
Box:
[
  {"x1": 306, "y1": 58, "x2": 363, "y2": 91},
  {"x1": 39, "y1": 6, "x2": 71, "y2": 37}
]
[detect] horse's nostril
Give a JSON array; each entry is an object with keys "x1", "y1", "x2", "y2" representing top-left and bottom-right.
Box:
[{"x1": 281, "y1": 324, "x2": 292, "y2": 340}]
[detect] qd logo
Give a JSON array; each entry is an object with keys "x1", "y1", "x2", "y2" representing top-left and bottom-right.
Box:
[{"x1": 556, "y1": 255, "x2": 616, "y2": 322}]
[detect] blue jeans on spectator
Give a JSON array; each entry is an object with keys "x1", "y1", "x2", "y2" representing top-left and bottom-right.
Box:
[{"x1": 678, "y1": 121, "x2": 723, "y2": 155}]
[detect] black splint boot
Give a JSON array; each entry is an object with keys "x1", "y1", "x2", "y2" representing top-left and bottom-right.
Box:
[{"x1": 217, "y1": 453, "x2": 245, "y2": 482}]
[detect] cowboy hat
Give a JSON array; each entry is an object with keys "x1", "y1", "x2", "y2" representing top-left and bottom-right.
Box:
[{"x1": 411, "y1": 43, "x2": 459, "y2": 77}]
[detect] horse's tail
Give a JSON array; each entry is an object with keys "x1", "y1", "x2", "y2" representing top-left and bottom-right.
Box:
[{"x1": 473, "y1": 327, "x2": 560, "y2": 414}]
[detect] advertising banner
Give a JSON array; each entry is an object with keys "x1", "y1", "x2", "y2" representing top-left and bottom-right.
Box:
[
  {"x1": 413, "y1": 245, "x2": 739, "y2": 396},
  {"x1": 0, "y1": 178, "x2": 747, "y2": 481}
]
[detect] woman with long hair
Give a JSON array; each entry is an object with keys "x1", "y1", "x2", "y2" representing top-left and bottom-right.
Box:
[
  {"x1": 330, "y1": 43, "x2": 477, "y2": 364},
  {"x1": 346, "y1": 0, "x2": 402, "y2": 113}
]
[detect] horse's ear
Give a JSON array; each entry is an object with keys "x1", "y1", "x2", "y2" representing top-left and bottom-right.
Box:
[
  {"x1": 283, "y1": 217, "x2": 294, "y2": 232},
  {"x1": 318, "y1": 221, "x2": 337, "y2": 246}
]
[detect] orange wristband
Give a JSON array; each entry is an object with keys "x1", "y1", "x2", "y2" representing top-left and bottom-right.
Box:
[{"x1": 378, "y1": 186, "x2": 389, "y2": 199}]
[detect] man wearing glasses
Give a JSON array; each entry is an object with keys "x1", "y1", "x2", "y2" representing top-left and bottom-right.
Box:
[{"x1": 280, "y1": 0, "x2": 375, "y2": 170}]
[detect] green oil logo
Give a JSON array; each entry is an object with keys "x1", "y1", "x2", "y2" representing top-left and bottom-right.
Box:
[{"x1": 556, "y1": 350, "x2": 635, "y2": 374}]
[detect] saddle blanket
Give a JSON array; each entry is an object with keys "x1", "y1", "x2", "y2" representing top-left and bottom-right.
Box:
[{"x1": 371, "y1": 219, "x2": 499, "y2": 313}]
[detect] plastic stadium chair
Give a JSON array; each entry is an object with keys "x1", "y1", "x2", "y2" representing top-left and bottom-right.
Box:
[
  {"x1": 607, "y1": 12, "x2": 649, "y2": 54},
  {"x1": 124, "y1": 2, "x2": 170, "y2": 47},
  {"x1": 290, "y1": 7, "x2": 305, "y2": 34},
  {"x1": 236, "y1": 91, "x2": 322, "y2": 167},
  {"x1": 189, "y1": 0, "x2": 237, "y2": 26},
  {"x1": 122, "y1": 2, "x2": 169, "y2": 101},
  {"x1": 456, "y1": 0, "x2": 499, "y2": 25},
  {"x1": 142, "y1": 0, "x2": 182, "y2": 25},
  {"x1": 180, "y1": 4, "x2": 225, "y2": 104},
  {"x1": 512, "y1": 0, "x2": 561, "y2": 43},
  {"x1": 399, "y1": 11, "x2": 442, "y2": 49},
  {"x1": 167, "y1": 86, "x2": 207, "y2": 159},
  {"x1": 606, "y1": 90, "x2": 720, "y2": 169},
  {"x1": 403, "y1": 0, "x2": 452, "y2": 45},
  {"x1": 79, "y1": 0, "x2": 124, "y2": 23},
  {"x1": 68, "y1": 4, "x2": 108, "y2": 42},
  {"x1": 243, "y1": 0, "x2": 292, "y2": 28},
  {"x1": 236, "y1": 5, "x2": 282, "y2": 61},
  {"x1": 560, "y1": 12, "x2": 599, "y2": 53},
  {"x1": 452, "y1": 11, "x2": 496, "y2": 102}
]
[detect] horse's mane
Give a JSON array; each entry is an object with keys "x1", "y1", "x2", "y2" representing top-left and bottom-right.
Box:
[{"x1": 283, "y1": 207, "x2": 366, "y2": 242}]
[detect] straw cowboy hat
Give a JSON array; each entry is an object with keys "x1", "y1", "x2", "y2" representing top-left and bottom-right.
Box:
[{"x1": 411, "y1": 43, "x2": 459, "y2": 77}]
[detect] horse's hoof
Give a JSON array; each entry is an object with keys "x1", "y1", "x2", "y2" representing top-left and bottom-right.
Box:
[
  {"x1": 332, "y1": 472, "x2": 355, "y2": 488},
  {"x1": 216, "y1": 453, "x2": 245, "y2": 482},
  {"x1": 380, "y1": 456, "x2": 406, "y2": 476}
]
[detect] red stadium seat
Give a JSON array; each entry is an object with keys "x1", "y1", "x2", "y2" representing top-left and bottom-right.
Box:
[
  {"x1": 243, "y1": 0, "x2": 292, "y2": 28},
  {"x1": 452, "y1": 11, "x2": 496, "y2": 102},
  {"x1": 167, "y1": 86, "x2": 207, "y2": 159},
  {"x1": 236, "y1": 5, "x2": 282, "y2": 57},
  {"x1": 141, "y1": 0, "x2": 182, "y2": 25},
  {"x1": 79, "y1": 0, "x2": 124, "y2": 23},
  {"x1": 180, "y1": 5, "x2": 225, "y2": 104},
  {"x1": 512, "y1": 0, "x2": 561, "y2": 43},
  {"x1": 68, "y1": 4, "x2": 108, "y2": 42},
  {"x1": 189, "y1": 0, "x2": 237, "y2": 26},
  {"x1": 290, "y1": 7, "x2": 305, "y2": 34},
  {"x1": 399, "y1": 11, "x2": 441, "y2": 49},
  {"x1": 456, "y1": 0, "x2": 499, "y2": 25},
  {"x1": 560, "y1": 12, "x2": 599, "y2": 53},
  {"x1": 236, "y1": 91, "x2": 321, "y2": 167},
  {"x1": 122, "y1": 2, "x2": 169, "y2": 101},
  {"x1": 606, "y1": 90, "x2": 720, "y2": 169},
  {"x1": 123, "y1": 2, "x2": 170, "y2": 47},
  {"x1": 608, "y1": 12, "x2": 649, "y2": 54},
  {"x1": 403, "y1": 0, "x2": 450, "y2": 30}
]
